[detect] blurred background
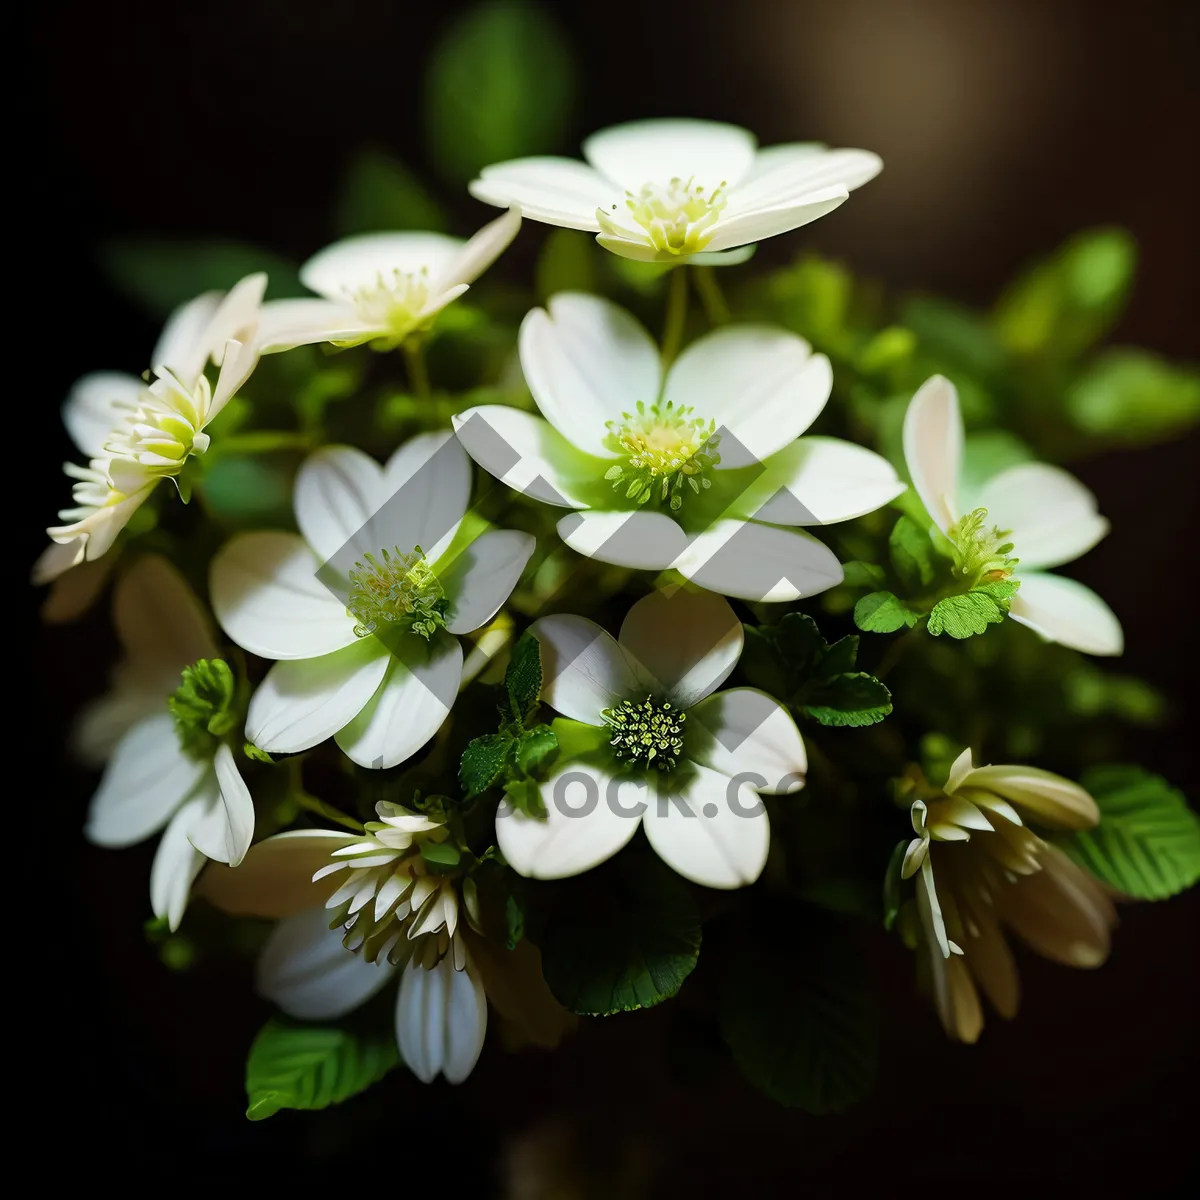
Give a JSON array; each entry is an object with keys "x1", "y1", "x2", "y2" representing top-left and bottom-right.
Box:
[{"x1": 25, "y1": 0, "x2": 1197, "y2": 1189}]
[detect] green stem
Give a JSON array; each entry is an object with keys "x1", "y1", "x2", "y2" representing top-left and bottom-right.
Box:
[
  {"x1": 404, "y1": 336, "x2": 432, "y2": 401},
  {"x1": 660, "y1": 266, "x2": 689, "y2": 370},
  {"x1": 293, "y1": 788, "x2": 364, "y2": 833},
  {"x1": 692, "y1": 265, "x2": 731, "y2": 326}
]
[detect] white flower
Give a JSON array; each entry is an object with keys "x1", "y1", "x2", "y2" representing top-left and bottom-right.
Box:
[
  {"x1": 454, "y1": 293, "x2": 904, "y2": 602},
  {"x1": 198, "y1": 804, "x2": 572, "y2": 1084},
  {"x1": 37, "y1": 275, "x2": 266, "y2": 583},
  {"x1": 84, "y1": 555, "x2": 255, "y2": 930},
  {"x1": 903, "y1": 375, "x2": 1123, "y2": 655},
  {"x1": 900, "y1": 749, "x2": 1116, "y2": 1043},
  {"x1": 470, "y1": 118, "x2": 880, "y2": 263},
  {"x1": 496, "y1": 588, "x2": 807, "y2": 889},
  {"x1": 210, "y1": 433, "x2": 534, "y2": 769},
  {"x1": 255, "y1": 208, "x2": 521, "y2": 353}
]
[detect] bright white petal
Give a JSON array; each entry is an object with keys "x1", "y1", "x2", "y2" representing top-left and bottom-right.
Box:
[
  {"x1": 583, "y1": 119, "x2": 757, "y2": 191},
  {"x1": 246, "y1": 639, "x2": 389, "y2": 754},
  {"x1": 152, "y1": 291, "x2": 221, "y2": 384},
  {"x1": 335, "y1": 632, "x2": 462, "y2": 769},
  {"x1": 975, "y1": 463, "x2": 1109, "y2": 570},
  {"x1": 556, "y1": 508, "x2": 688, "y2": 571},
  {"x1": 441, "y1": 530, "x2": 535, "y2": 634},
  {"x1": 618, "y1": 588, "x2": 742, "y2": 708},
  {"x1": 258, "y1": 907, "x2": 397, "y2": 1020},
  {"x1": 728, "y1": 147, "x2": 882, "y2": 213},
  {"x1": 86, "y1": 713, "x2": 206, "y2": 848},
  {"x1": 704, "y1": 187, "x2": 849, "y2": 253},
  {"x1": 470, "y1": 158, "x2": 612, "y2": 231},
  {"x1": 902, "y1": 375, "x2": 962, "y2": 532},
  {"x1": 150, "y1": 798, "x2": 209, "y2": 932},
  {"x1": 293, "y1": 446, "x2": 385, "y2": 564},
  {"x1": 206, "y1": 337, "x2": 260, "y2": 420},
  {"x1": 641, "y1": 763, "x2": 770, "y2": 889},
  {"x1": 301, "y1": 232, "x2": 465, "y2": 300},
  {"x1": 203, "y1": 273, "x2": 268, "y2": 367},
  {"x1": 957, "y1": 762, "x2": 1099, "y2": 830},
  {"x1": 210, "y1": 532, "x2": 357, "y2": 660},
  {"x1": 32, "y1": 538, "x2": 86, "y2": 586},
  {"x1": 672, "y1": 519, "x2": 844, "y2": 602},
  {"x1": 63, "y1": 372, "x2": 144, "y2": 458},
  {"x1": 497, "y1": 762, "x2": 645, "y2": 879},
  {"x1": 1009, "y1": 572, "x2": 1124, "y2": 656},
  {"x1": 594, "y1": 233, "x2": 660, "y2": 262},
  {"x1": 527, "y1": 614, "x2": 638, "y2": 723},
  {"x1": 255, "y1": 298, "x2": 376, "y2": 353},
  {"x1": 397, "y1": 953, "x2": 488, "y2": 1084},
  {"x1": 519, "y1": 294, "x2": 660, "y2": 457},
  {"x1": 436, "y1": 206, "x2": 521, "y2": 290},
  {"x1": 47, "y1": 483, "x2": 157, "y2": 567},
  {"x1": 114, "y1": 553, "x2": 217, "y2": 674},
  {"x1": 375, "y1": 431, "x2": 472, "y2": 565},
  {"x1": 688, "y1": 688, "x2": 807, "y2": 795},
  {"x1": 664, "y1": 326, "x2": 831, "y2": 463},
  {"x1": 184, "y1": 745, "x2": 254, "y2": 866}
]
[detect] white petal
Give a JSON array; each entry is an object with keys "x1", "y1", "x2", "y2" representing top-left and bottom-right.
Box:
[
  {"x1": 902, "y1": 375, "x2": 962, "y2": 532},
  {"x1": 703, "y1": 187, "x2": 849, "y2": 253},
  {"x1": 258, "y1": 907, "x2": 397, "y2": 1020},
  {"x1": 732, "y1": 436, "x2": 906, "y2": 525},
  {"x1": 583, "y1": 119, "x2": 757, "y2": 191},
  {"x1": 396, "y1": 953, "x2": 488, "y2": 1084},
  {"x1": 672, "y1": 519, "x2": 843, "y2": 602},
  {"x1": 206, "y1": 337, "x2": 259, "y2": 420},
  {"x1": 688, "y1": 688, "x2": 807, "y2": 794},
  {"x1": 454, "y1": 406, "x2": 598, "y2": 507},
  {"x1": 150, "y1": 798, "x2": 209, "y2": 931},
  {"x1": 594, "y1": 233, "x2": 664, "y2": 262},
  {"x1": 86, "y1": 713, "x2": 206, "y2": 848},
  {"x1": 152, "y1": 291, "x2": 221, "y2": 384},
  {"x1": 294, "y1": 446, "x2": 386, "y2": 565},
  {"x1": 496, "y1": 762, "x2": 645, "y2": 879},
  {"x1": 114, "y1": 553, "x2": 217, "y2": 673},
  {"x1": 440, "y1": 530, "x2": 535, "y2": 634},
  {"x1": 641, "y1": 763, "x2": 770, "y2": 889},
  {"x1": 63, "y1": 372, "x2": 144, "y2": 457},
  {"x1": 617, "y1": 588, "x2": 742, "y2": 708},
  {"x1": 184, "y1": 745, "x2": 254, "y2": 866},
  {"x1": 974, "y1": 463, "x2": 1109, "y2": 570},
  {"x1": 527, "y1": 614, "x2": 638, "y2": 723},
  {"x1": 519, "y1": 294, "x2": 661, "y2": 457},
  {"x1": 729, "y1": 146, "x2": 882, "y2": 213},
  {"x1": 32, "y1": 538, "x2": 86, "y2": 586},
  {"x1": 945, "y1": 747, "x2": 976, "y2": 794},
  {"x1": 470, "y1": 158, "x2": 611, "y2": 230},
  {"x1": 203, "y1": 273, "x2": 268, "y2": 367},
  {"x1": 301, "y1": 233, "x2": 465, "y2": 300},
  {"x1": 376, "y1": 431, "x2": 473, "y2": 565},
  {"x1": 246, "y1": 639, "x2": 389, "y2": 754},
  {"x1": 957, "y1": 763, "x2": 1099, "y2": 830},
  {"x1": 556, "y1": 509, "x2": 688, "y2": 570},
  {"x1": 254, "y1": 298, "x2": 376, "y2": 353},
  {"x1": 664, "y1": 326, "x2": 831, "y2": 463},
  {"x1": 334, "y1": 631, "x2": 462, "y2": 769},
  {"x1": 47, "y1": 483, "x2": 157, "y2": 567},
  {"x1": 210, "y1": 532, "x2": 357, "y2": 660},
  {"x1": 435, "y1": 206, "x2": 521, "y2": 290},
  {"x1": 1009, "y1": 572, "x2": 1124, "y2": 656}
]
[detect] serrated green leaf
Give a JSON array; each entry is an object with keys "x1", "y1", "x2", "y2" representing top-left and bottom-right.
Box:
[
  {"x1": 459, "y1": 732, "x2": 514, "y2": 798},
  {"x1": 1055, "y1": 766, "x2": 1200, "y2": 900},
  {"x1": 888, "y1": 515, "x2": 937, "y2": 592},
  {"x1": 335, "y1": 148, "x2": 445, "y2": 235},
  {"x1": 516, "y1": 724, "x2": 558, "y2": 774},
  {"x1": 244, "y1": 1017, "x2": 398, "y2": 1120},
  {"x1": 504, "y1": 630, "x2": 544, "y2": 725},
  {"x1": 503, "y1": 776, "x2": 545, "y2": 818},
  {"x1": 537, "y1": 855, "x2": 701, "y2": 1016},
  {"x1": 854, "y1": 590, "x2": 919, "y2": 633},
  {"x1": 774, "y1": 612, "x2": 825, "y2": 674},
  {"x1": 819, "y1": 634, "x2": 860, "y2": 679},
  {"x1": 803, "y1": 672, "x2": 892, "y2": 727},
  {"x1": 927, "y1": 582, "x2": 1016, "y2": 638}
]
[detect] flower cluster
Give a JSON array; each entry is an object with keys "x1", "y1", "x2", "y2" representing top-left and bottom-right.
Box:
[{"x1": 41, "y1": 114, "x2": 1198, "y2": 1117}]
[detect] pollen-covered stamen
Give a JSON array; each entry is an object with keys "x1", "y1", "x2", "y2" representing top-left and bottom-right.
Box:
[
  {"x1": 948, "y1": 508, "x2": 1019, "y2": 589},
  {"x1": 346, "y1": 545, "x2": 448, "y2": 639},
  {"x1": 598, "y1": 176, "x2": 728, "y2": 256},
  {"x1": 604, "y1": 400, "x2": 721, "y2": 510},
  {"x1": 603, "y1": 695, "x2": 687, "y2": 771},
  {"x1": 346, "y1": 268, "x2": 433, "y2": 340},
  {"x1": 168, "y1": 658, "x2": 238, "y2": 759}
]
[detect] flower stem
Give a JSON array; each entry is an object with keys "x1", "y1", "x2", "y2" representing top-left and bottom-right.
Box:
[
  {"x1": 660, "y1": 266, "x2": 690, "y2": 369},
  {"x1": 693, "y1": 265, "x2": 731, "y2": 326},
  {"x1": 404, "y1": 336, "x2": 432, "y2": 401}
]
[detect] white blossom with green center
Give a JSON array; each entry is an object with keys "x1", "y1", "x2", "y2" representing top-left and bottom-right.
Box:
[
  {"x1": 455, "y1": 293, "x2": 904, "y2": 602},
  {"x1": 210, "y1": 433, "x2": 534, "y2": 769},
  {"x1": 903, "y1": 375, "x2": 1122, "y2": 655},
  {"x1": 470, "y1": 118, "x2": 883, "y2": 264},
  {"x1": 496, "y1": 588, "x2": 808, "y2": 890},
  {"x1": 254, "y1": 208, "x2": 520, "y2": 353}
]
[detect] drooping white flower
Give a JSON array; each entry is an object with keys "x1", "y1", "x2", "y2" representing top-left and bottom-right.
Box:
[
  {"x1": 902, "y1": 375, "x2": 1123, "y2": 655},
  {"x1": 454, "y1": 293, "x2": 903, "y2": 602},
  {"x1": 37, "y1": 275, "x2": 266, "y2": 583},
  {"x1": 255, "y1": 208, "x2": 521, "y2": 353},
  {"x1": 470, "y1": 119, "x2": 880, "y2": 264},
  {"x1": 210, "y1": 433, "x2": 534, "y2": 769},
  {"x1": 198, "y1": 803, "x2": 573, "y2": 1084},
  {"x1": 83, "y1": 555, "x2": 255, "y2": 930},
  {"x1": 496, "y1": 587, "x2": 807, "y2": 889},
  {"x1": 899, "y1": 748, "x2": 1116, "y2": 1043}
]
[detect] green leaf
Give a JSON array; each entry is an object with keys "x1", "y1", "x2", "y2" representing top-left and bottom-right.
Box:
[
  {"x1": 1066, "y1": 350, "x2": 1200, "y2": 446},
  {"x1": 420, "y1": 840, "x2": 462, "y2": 868},
  {"x1": 854, "y1": 591, "x2": 919, "y2": 633},
  {"x1": 549, "y1": 717, "x2": 611, "y2": 762},
  {"x1": 802, "y1": 673, "x2": 892, "y2": 728},
  {"x1": 888, "y1": 515, "x2": 936, "y2": 592},
  {"x1": 537, "y1": 854, "x2": 702, "y2": 1015},
  {"x1": 335, "y1": 148, "x2": 445, "y2": 235},
  {"x1": 1055, "y1": 766, "x2": 1200, "y2": 900},
  {"x1": 903, "y1": 295, "x2": 1006, "y2": 378},
  {"x1": 927, "y1": 581, "x2": 1017, "y2": 639},
  {"x1": 503, "y1": 776, "x2": 545, "y2": 818},
  {"x1": 424, "y1": 0, "x2": 575, "y2": 184},
  {"x1": 840, "y1": 561, "x2": 887, "y2": 589},
  {"x1": 99, "y1": 238, "x2": 305, "y2": 318},
  {"x1": 516, "y1": 724, "x2": 558, "y2": 774},
  {"x1": 505, "y1": 892, "x2": 525, "y2": 949},
  {"x1": 719, "y1": 905, "x2": 878, "y2": 1112},
  {"x1": 244, "y1": 1017, "x2": 398, "y2": 1120},
  {"x1": 536, "y1": 229, "x2": 597, "y2": 302},
  {"x1": 504, "y1": 629, "x2": 544, "y2": 725},
  {"x1": 459, "y1": 732, "x2": 514, "y2": 799}
]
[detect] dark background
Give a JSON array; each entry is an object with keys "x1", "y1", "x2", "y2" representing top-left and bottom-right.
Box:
[{"x1": 25, "y1": 0, "x2": 1198, "y2": 1191}]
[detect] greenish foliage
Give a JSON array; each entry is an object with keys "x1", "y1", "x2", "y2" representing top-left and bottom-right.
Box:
[
  {"x1": 854, "y1": 590, "x2": 920, "y2": 633},
  {"x1": 335, "y1": 149, "x2": 446, "y2": 235},
  {"x1": 926, "y1": 580, "x2": 1019, "y2": 639},
  {"x1": 1066, "y1": 350, "x2": 1200, "y2": 445}
]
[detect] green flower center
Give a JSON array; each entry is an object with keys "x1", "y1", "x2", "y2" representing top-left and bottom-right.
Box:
[
  {"x1": 602, "y1": 177, "x2": 728, "y2": 256},
  {"x1": 948, "y1": 508, "x2": 1019, "y2": 589},
  {"x1": 169, "y1": 658, "x2": 237, "y2": 759},
  {"x1": 603, "y1": 695, "x2": 687, "y2": 771},
  {"x1": 603, "y1": 401, "x2": 721, "y2": 510},
  {"x1": 346, "y1": 546, "x2": 448, "y2": 640}
]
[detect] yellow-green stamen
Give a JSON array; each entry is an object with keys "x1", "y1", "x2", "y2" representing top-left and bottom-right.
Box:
[
  {"x1": 948, "y1": 508, "x2": 1019, "y2": 589},
  {"x1": 603, "y1": 696, "x2": 687, "y2": 771},
  {"x1": 604, "y1": 400, "x2": 721, "y2": 510},
  {"x1": 346, "y1": 546, "x2": 447, "y2": 639}
]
